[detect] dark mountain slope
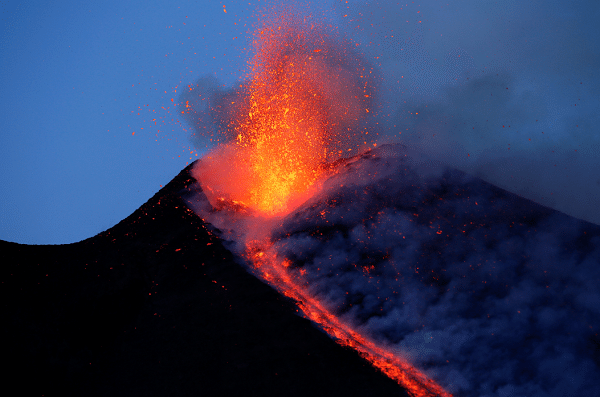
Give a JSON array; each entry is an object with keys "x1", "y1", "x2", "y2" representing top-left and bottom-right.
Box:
[{"x1": 0, "y1": 161, "x2": 408, "y2": 397}]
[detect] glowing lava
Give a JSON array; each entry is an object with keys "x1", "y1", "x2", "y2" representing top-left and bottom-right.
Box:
[
  {"x1": 194, "y1": 12, "x2": 374, "y2": 216},
  {"x1": 191, "y1": 11, "x2": 451, "y2": 397},
  {"x1": 246, "y1": 238, "x2": 452, "y2": 397}
]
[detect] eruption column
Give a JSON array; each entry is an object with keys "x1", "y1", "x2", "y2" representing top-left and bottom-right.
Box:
[{"x1": 195, "y1": 12, "x2": 375, "y2": 216}]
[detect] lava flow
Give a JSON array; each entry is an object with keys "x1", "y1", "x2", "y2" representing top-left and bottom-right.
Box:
[
  {"x1": 190, "y1": 11, "x2": 451, "y2": 397},
  {"x1": 246, "y1": 238, "x2": 452, "y2": 397}
]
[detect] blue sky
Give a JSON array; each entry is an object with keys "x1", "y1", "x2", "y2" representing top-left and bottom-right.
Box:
[
  {"x1": 1, "y1": 0, "x2": 254, "y2": 243},
  {"x1": 1, "y1": 0, "x2": 599, "y2": 244}
]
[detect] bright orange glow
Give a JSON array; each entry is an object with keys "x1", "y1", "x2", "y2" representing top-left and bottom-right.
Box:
[
  {"x1": 195, "y1": 12, "x2": 374, "y2": 216},
  {"x1": 236, "y1": 35, "x2": 328, "y2": 213}
]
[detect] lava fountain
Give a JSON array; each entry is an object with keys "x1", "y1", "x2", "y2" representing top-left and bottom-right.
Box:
[
  {"x1": 187, "y1": 11, "x2": 451, "y2": 397},
  {"x1": 193, "y1": 12, "x2": 376, "y2": 216}
]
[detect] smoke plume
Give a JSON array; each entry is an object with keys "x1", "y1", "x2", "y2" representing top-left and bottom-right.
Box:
[{"x1": 331, "y1": 0, "x2": 600, "y2": 225}]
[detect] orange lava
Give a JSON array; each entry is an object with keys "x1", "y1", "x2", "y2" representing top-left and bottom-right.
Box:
[
  {"x1": 246, "y1": 239, "x2": 452, "y2": 397},
  {"x1": 195, "y1": 12, "x2": 374, "y2": 216}
]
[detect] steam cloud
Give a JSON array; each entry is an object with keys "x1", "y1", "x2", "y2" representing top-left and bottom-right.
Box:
[{"x1": 181, "y1": 1, "x2": 600, "y2": 396}]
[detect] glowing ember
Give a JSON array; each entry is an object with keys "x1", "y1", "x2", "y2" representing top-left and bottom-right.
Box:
[
  {"x1": 190, "y1": 10, "x2": 451, "y2": 397},
  {"x1": 195, "y1": 12, "x2": 375, "y2": 216}
]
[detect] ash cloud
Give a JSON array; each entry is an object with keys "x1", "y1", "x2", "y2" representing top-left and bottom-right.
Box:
[
  {"x1": 262, "y1": 145, "x2": 600, "y2": 396},
  {"x1": 178, "y1": 75, "x2": 246, "y2": 150},
  {"x1": 332, "y1": 0, "x2": 600, "y2": 225}
]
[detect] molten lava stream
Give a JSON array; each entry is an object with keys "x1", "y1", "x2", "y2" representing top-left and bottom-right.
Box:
[{"x1": 245, "y1": 239, "x2": 452, "y2": 397}]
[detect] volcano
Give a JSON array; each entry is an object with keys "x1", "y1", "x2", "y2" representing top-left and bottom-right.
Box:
[{"x1": 5, "y1": 144, "x2": 599, "y2": 397}]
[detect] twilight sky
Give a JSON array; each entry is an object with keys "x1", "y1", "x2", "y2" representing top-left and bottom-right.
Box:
[
  {"x1": 1, "y1": 0, "x2": 599, "y2": 244},
  {"x1": 0, "y1": 0, "x2": 253, "y2": 244}
]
